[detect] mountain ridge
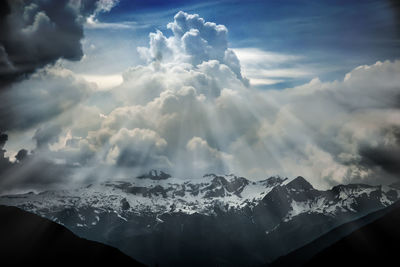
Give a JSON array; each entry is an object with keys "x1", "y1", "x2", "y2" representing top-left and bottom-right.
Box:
[
  {"x1": 0, "y1": 172, "x2": 398, "y2": 266},
  {"x1": 304, "y1": 200, "x2": 400, "y2": 266},
  {"x1": 0, "y1": 205, "x2": 145, "y2": 265},
  {"x1": 270, "y1": 200, "x2": 400, "y2": 266}
]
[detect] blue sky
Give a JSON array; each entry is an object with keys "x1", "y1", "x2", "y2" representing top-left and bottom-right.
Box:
[{"x1": 80, "y1": 0, "x2": 400, "y2": 89}]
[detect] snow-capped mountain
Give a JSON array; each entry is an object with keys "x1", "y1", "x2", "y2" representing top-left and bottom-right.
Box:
[
  {"x1": 1, "y1": 171, "x2": 399, "y2": 266},
  {"x1": 0, "y1": 171, "x2": 285, "y2": 219}
]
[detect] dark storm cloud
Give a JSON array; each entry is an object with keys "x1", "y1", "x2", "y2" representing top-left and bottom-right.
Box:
[
  {"x1": 0, "y1": 0, "x2": 103, "y2": 86},
  {"x1": 0, "y1": 156, "x2": 74, "y2": 194},
  {"x1": 15, "y1": 148, "x2": 28, "y2": 162},
  {"x1": 0, "y1": 131, "x2": 73, "y2": 193},
  {"x1": 359, "y1": 146, "x2": 400, "y2": 176},
  {"x1": 358, "y1": 126, "x2": 400, "y2": 177},
  {"x1": 0, "y1": 132, "x2": 7, "y2": 148},
  {"x1": 0, "y1": 132, "x2": 11, "y2": 170}
]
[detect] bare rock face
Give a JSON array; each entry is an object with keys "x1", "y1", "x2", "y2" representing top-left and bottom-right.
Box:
[{"x1": 137, "y1": 170, "x2": 171, "y2": 180}]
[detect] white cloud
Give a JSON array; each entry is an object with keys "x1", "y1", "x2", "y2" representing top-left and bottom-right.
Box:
[
  {"x1": 234, "y1": 48, "x2": 301, "y2": 64},
  {"x1": 137, "y1": 11, "x2": 247, "y2": 82},
  {"x1": 234, "y1": 48, "x2": 311, "y2": 86},
  {"x1": 94, "y1": 0, "x2": 120, "y2": 13},
  {"x1": 79, "y1": 73, "x2": 123, "y2": 90},
  {"x1": 247, "y1": 78, "x2": 285, "y2": 86},
  {"x1": 186, "y1": 137, "x2": 233, "y2": 174},
  {"x1": 85, "y1": 15, "x2": 142, "y2": 30}
]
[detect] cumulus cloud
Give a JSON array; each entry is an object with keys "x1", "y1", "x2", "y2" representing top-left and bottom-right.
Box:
[
  {"x1": 137, "y1": 11, "x2": 247, "y2": 83},
  {"x1": 107, "y1": 49, "x2": 400, "y2": 187},
  {"x1": 2, "y1": 11, "x2": 400, "y2": 191}
]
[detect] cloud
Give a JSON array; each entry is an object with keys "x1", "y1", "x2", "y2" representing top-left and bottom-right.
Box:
[
  {"x1": 233, "y1": 48, "x2": 311, "y2": 87},
  {"x1": 84, "y1": 1, "x2": 145, "y2": 31},
  {"x1": 0, "y1": 65, "x2": 94, "y2": 131},
  {"x1": 0, "y1": 0, "x2": 118, "y2": 85},
  {"x1": 84, "y1": 17, "x2": 139, "y2": 30},
  {"x1": 107, "y1": 128, "x2": 169, "y2": 169},
  {"x1": 0, "y1": 132, "x2": 74, "y2": 194},
  {"x1": 186, "y1": 137, "x2": 232, "y2": 175},
  {"x1": 244, "y1": 60, "x2": 400, "y2": 188},
  {"x1": 0, "y1": 132, "x2": 7, "y2": 149},
  {"x1": 94, "y1": 0, "x2": 119, "y2": 13},
  {"x1": 2, "y1": 11, "x2": 400, "y2": 191},
  {"x1": 79, "y1": 74, "x2": 123, "y2": 90},
  {"x1": 137, "y1": 11, "x2": 247, "y2": 83},
  {"x1": 33, "y1": 124, "x2": 63, "y2": 149}
]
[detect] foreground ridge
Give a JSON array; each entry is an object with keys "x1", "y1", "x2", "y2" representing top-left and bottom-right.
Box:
[{"x1": 0, "y1": 205, "x2": 145, "y2": 265}]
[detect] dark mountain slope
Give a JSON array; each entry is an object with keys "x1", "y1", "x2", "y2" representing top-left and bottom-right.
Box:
[
  {"x1": 0, "y1": 205, "x2": 145, "y2": 266},
  {"x1": 271, "y1": 201, "x2": 400, "y2": 267},
  {"x1": 306, "y1": 201, "x2": 400, "y2": 266}
]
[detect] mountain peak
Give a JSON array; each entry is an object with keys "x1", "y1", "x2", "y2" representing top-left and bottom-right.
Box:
[
  {"x1": 286, "y1": 176, "x2": 313, "y2": 191},
  {"x1": 137, "y1": 170, "x2": 171, "y2": 180}
]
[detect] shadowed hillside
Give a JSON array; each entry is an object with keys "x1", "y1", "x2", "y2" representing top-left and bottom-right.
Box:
[
  {"x1": 271, "y1": 201, "x2": 400, "y2": 266},
  {"x1": 0, "y1": 205, "x2": 145, "y2": 266}
]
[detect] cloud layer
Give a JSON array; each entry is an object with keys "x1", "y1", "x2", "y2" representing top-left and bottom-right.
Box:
[{"x1": 1, "y1": 11, "x2": 400, "y2": 192}]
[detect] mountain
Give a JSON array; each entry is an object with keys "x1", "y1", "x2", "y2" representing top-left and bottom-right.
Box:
[
  {"x1": 0, "y1": 171, "x2": 399, "y2": 266},
  {"x1": 270, "y1": 200, "x2": 400, "y2": 266},
  {"x1": 0, "y1": 205, "x2": 145, "y2": 265},
  {"x1": 305, "y1": 201, "x2": 400, "y2": 266},
  {"x1": 137, "y1": 170, "x2": 172, "y2": 180}
]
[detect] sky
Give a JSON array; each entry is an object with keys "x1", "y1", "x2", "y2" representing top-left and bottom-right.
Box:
[
  {"x1": 0, "y1": 0, "x2": 400, "y2": 193},
  {"x1": 81, "y1": 0, "x2": 400, "y2": 88}
]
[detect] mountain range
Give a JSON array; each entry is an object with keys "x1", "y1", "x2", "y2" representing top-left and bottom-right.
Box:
[{"x1": 1, "y1": 170, "x2": 399, "y2": 266}]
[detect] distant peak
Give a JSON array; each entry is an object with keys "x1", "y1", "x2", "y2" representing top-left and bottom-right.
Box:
[
  {"x1": 203, "y1": 173, "x2": 217, "y2": 178},
  {"x1": 286, "y1": 176, "x2": 313, "y2": 190},
  {"x1": 204, "y1": 173, "x2": 249, "y2": 184},
  {"x1": 137, "y1": 170, "x2": 171, "y2": 180}
]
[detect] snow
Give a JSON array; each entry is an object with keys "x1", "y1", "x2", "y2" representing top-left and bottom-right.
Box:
[
  {"x1": 282, "y1": 184, "x2": 398, "y2": 221},
  {"x1": 117, "y1": 214, "x2": 128, "y2": 221},
  {"x1": 0, "y1": 175, "x2": 284, "y2": 219},
  {"x1": 1, "y1": 174, "x2": 398, "y2": 228}
]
